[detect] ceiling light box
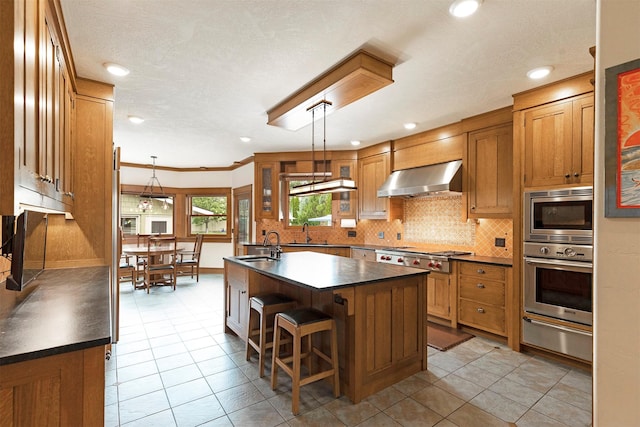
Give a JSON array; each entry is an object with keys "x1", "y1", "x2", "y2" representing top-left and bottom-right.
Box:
[{"x1": 267, "y1": 50, "x2": 394, "y2": 131}]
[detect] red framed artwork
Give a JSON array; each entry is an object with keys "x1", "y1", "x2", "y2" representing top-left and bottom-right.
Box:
[{"x1": 605, "y1": 58, "x2": 640, "y2": 217}]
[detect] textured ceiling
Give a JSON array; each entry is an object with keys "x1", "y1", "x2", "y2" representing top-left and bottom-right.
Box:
[{"x1": 59, "y1": 0, "x2": 596, "y2": 169}]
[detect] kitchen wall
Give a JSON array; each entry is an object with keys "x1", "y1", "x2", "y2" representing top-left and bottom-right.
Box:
[
  {"x1": 260, "y1": 195, "x2": 512, "y2": 258},
  {"x1": 594, "y1": 1, "x2": 640, "y2": 425}
]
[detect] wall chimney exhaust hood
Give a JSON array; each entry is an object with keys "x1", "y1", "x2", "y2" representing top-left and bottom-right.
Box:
[{"x1": 377, "y1": 160, "x2": 463, "y2": 198}]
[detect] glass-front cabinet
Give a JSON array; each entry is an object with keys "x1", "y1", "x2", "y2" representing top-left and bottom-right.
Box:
[
  {"x1": 332, "y1": 159, "x2": 357, "y2": 219},
  {"x1": 255, "y1": 162, "x2": 279, "y2": 220}
]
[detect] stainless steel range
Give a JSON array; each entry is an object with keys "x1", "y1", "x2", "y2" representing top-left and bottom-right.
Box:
[{"x1": 375, "y1": 248, "x2": 472, "y2": 273}]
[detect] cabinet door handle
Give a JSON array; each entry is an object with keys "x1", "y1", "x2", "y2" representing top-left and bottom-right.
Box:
[
  {"x1": 477, "y1": 307, "x2": 485, "y2": 313},
  {"x1": 565, "y1": 173, "x2": 570, "y2": 178},
  {"x1": 241, "y1": 290, "x2": 247, "y2": 294},
  {"x1": 574, "y1": 172, "x2": 580, "y2": 177},
  {"x1": 470, "y1": 206, "x2": 476, "y2": 210},
  {"x1": 476, "y1": 283, "x2": 485, "y2": 288},
  {"x1": 477, "y1": 269, "x2": 485, "y2": 274}
]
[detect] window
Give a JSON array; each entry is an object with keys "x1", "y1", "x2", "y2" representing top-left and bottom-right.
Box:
[
  {"x1": 287, "y1": 180, "x2": 332, "y2": 227},
  {"x1": 189, "y1": 192, "x2": 231, "y2": 240},
  {"x1": 119, "y1": 193, "x2": 174, "y2": 235}
]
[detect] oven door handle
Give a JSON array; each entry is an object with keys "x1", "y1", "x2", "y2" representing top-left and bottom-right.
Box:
[
  {"x1": 523, "y1": 317, "x2": 592, "y2": 337},
  {"x1": 524, "y1": 257, "x2": 592, "y2": 269}
]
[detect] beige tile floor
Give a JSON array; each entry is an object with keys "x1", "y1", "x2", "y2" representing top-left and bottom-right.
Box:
[{"x1": 105, "y1": 274, "x2": 592, "y2": 427}]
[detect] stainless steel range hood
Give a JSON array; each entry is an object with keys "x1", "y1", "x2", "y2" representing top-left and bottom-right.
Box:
[{"x1": 377, "y1": 160, "x2": 463, "y2": 198}]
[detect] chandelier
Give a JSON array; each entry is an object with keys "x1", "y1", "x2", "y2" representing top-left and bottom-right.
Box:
[
  {"x1": 138, "y1": 156, "x2": 168, "y2": 212},
  {"x1": 289, "y1": 100, "x2": 357, "y2": 196}
]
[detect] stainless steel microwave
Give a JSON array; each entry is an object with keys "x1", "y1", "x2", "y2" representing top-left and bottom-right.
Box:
[{"x1": 524, "y1": 186, "x2": 593, "y2": 244}]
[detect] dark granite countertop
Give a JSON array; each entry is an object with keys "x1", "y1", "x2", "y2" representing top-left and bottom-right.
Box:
[
  {"x1": 451, "y1": 254, "x2": 513, "y2": 266},
  {"x1": 224, "y1": 251, "x2": 428, "y2": 291},
  {"x1": 0, "y1": 266, "x2": 111, "y2": 366}
]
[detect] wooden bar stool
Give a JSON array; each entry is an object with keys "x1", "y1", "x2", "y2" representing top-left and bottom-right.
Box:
[
  {"x1": 271, "y1": 307, "x2": 340, "y2": 415},
  {"x1": 245, "y1": 293, "x2": 296, "y2": 378}
]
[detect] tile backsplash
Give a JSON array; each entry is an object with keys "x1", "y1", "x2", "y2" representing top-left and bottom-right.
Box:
[{"x1": 259, "y1": 195, "x2": 512, "y2": 259}]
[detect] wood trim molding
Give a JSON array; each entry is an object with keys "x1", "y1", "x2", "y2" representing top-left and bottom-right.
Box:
[
  {"x1": 120, "y1": 155, "x2": 254, "y2": 172},
  {"x1": 512, "y1": 71, "x2": 594, "y2": 111}
]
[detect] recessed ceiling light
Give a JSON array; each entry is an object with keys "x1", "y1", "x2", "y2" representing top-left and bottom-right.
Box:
[
  {"x1": 449, "y1": 0, "x2": 483, "y2": 18},
  {"x1": 104, "y1": 62, "x2": 130, "y2": 76},
  {"x1": 527, "y1": 66, "x2": 554, "y2": 80},
  {"x1": 403, "y1": 122, "x2": 417, "y2": 130},
  {"x1": 350, "y1": 140, "x2": 361, "y2": 146},
  {"x1": 239, "y1": 136, "x2": 251, "y2": 143},
  {"x1": 128, "y1": 115, "x2": 144, "y2": 124}
]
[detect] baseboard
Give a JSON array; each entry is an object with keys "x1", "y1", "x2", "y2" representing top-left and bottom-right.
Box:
[{"x1": 200, "y1": 267, "x2": 223, "y2": 274}]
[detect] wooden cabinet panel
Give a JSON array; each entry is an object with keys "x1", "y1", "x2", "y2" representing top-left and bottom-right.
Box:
[
  {"x1": 0, "y1": 346, "x2": 105, "y2": 426},
  {"x1": 523, "y1": 93, "x2": 594, "y2": 188},
  {"x1": 459, "y1": 262, "x2": 505, "y2": 281},
  {"x1": 225, "y1": 261, "x2": 248, "y2": 338},
  {"x1": 427, "y1": 272, "x2": 450, "y2": 320},
  {"x1": 459, "y1": 277, "x2": 505, "y2": 305},
  {"x1": 458, "y1": 299, "x2": 506, "y2": 335},
  {"x1": 468, "y1": 123, "x2": 513, "y2": 218},
  {"x1": 351, "y1": 248, "x2": 376, "y2": 261},
  {"x1": 358, "y1": 152, "x2": 402, "y2": 220},
  {"x1": 457, "y1": 261, "x2": 510, "y2": 338}
]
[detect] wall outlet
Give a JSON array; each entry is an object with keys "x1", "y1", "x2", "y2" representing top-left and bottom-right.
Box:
[
  {"x1": 347, "y1": 230, "x2": 357, "y2": 238},
  {"x1": 378, "y1": 231, "x2": 384, "y2": 239},
  {"x1": 261, "y1": 229, "x2": 266, "y2": 236},
  {"x1": 495, "y1": 237, "x2": 506, "y2": 247},
  {"x1": 397, "y1": 233, "x2": 402, "y2": 240}
]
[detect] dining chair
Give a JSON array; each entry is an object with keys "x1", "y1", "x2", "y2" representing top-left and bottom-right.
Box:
[
  {"x1": 176, "y1": 234, "x2": 203, "y2": 282},
  {"x1": 143, "y1": 236, "x2": 178, "y2": 293},
  {"x1": 118, "y1": 228, "x2": 137, "y2": 286}
]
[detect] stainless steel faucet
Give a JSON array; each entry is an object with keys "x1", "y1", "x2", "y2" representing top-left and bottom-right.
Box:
[
  {"x1": 262, "y1": 230, "x2": 282, "y2": 259},
  {"x1": 302, "y1": 222, "x2": 312, "y2": 243}
]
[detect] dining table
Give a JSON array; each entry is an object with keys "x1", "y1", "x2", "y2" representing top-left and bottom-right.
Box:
[{"x1": 122, "y1": 244, "x2": 184, "y2": 288}]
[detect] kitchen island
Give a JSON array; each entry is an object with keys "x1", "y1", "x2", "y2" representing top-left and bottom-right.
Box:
[{"x1": 223, "y1": 251, "x2": 429, "y2": 403}]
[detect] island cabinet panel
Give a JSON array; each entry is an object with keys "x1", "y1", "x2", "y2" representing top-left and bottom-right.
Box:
[
  {"x1": 0, "y1": 346, "x2": 105, "y2": 427},
  {"x1": 353, "y1": 276, "x2": 424, "y2": 402},
  {"x1": 225, "y1": 261, "x2": 249, "y2": 338}
]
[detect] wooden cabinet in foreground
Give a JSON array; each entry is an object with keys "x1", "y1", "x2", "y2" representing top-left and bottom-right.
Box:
[
  {"x1": 0, "y1": 346, "x2": 105, "y2": 426},
  {"x1": 427, "y1": 271, "x2": 453, "y2": 321},
  {"x1": 225, "y1": 261, "x2": 250, "y2": 338}
]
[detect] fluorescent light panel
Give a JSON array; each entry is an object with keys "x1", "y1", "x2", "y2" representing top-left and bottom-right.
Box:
[{"x1": 289, "y1": 179, "x2": 357, "y2": 196}]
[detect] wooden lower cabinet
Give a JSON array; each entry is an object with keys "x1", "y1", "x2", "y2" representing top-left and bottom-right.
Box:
[
  {"x1": 457, "y1": 262, "x2": 511, "y2": 339},
  {"x1": 225, "y1": 261, "x2": 249, "y2": 338},
  {"x1": 350, "y1": 248, "x2": 376, "y2": 261},
  {"x1": 283, "y1": 246, "x2": 350, "y2": 257},
  {"x1": 426, "y1": 272, "x2": 451, "y2": 321},
  {"x1": 0, "y1": 346, "x2": 105, "y2": 426}
]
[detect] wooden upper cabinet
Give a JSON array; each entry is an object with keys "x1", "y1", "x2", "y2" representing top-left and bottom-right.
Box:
[
  {"x1": 523, "y1": 93, "x2": 594, "y2": 188},
  {"x1": 1, "y1": 0, "x2": 74, "y2": 214},
  {"x1": 255, "y1": 161, "x2": 279, "y2": 220},
  {"x1": 358, "y1": 149, "x2": 402, "y2": 221},
  {"x1": 467, "y1": 123, "x2": 513, "y2": 218}
]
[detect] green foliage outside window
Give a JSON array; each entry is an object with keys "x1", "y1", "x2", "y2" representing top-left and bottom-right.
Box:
[{"x1": 288, "y1": 181, "x2": 332, "y2": 226}]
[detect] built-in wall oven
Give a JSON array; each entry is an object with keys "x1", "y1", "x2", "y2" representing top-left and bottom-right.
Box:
[{"x1": 522, "y1": 186, "x2": 593, "y2": 362}]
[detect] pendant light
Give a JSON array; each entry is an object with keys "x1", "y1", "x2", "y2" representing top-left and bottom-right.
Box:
[
  {"x1": 138, "y1": 156, "x2": 169, "y2": 212},
  {"x1": 289, "y1": 100, "x2": 357, "y2": 196}
]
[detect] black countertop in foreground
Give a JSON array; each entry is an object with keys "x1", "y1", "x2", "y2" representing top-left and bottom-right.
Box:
[
  {"x1": 224, "y1": 251, "x2": 429, "y2": 291},
  {"x1": 0, "y1": 266, "x2": 111, "y2": 366}
]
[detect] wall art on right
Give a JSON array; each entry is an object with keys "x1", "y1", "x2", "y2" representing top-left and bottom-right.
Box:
[{"x1": 605, "y1": 58, "x2": 640, "y2": 217}]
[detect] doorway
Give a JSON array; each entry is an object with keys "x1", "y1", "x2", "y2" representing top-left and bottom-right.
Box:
[{"x1": 233, "y1": 185, "x2": 252, "y2": 256}]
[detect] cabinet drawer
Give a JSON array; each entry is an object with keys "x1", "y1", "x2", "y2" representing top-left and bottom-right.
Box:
[
  {"x1": 459, "y1": 262, "x2": 505, "y2": 281},
  {"x1": 459, "y1": 299, "x2": 506, "y2": 335},
  {"x1": 459, "y1": 277, "x2": 505, "y2": 306}
]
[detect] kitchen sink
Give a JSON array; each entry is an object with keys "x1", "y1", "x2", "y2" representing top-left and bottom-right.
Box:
[{"x1": 235, "y1": 255, "x2": 279, "y2": 262}]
